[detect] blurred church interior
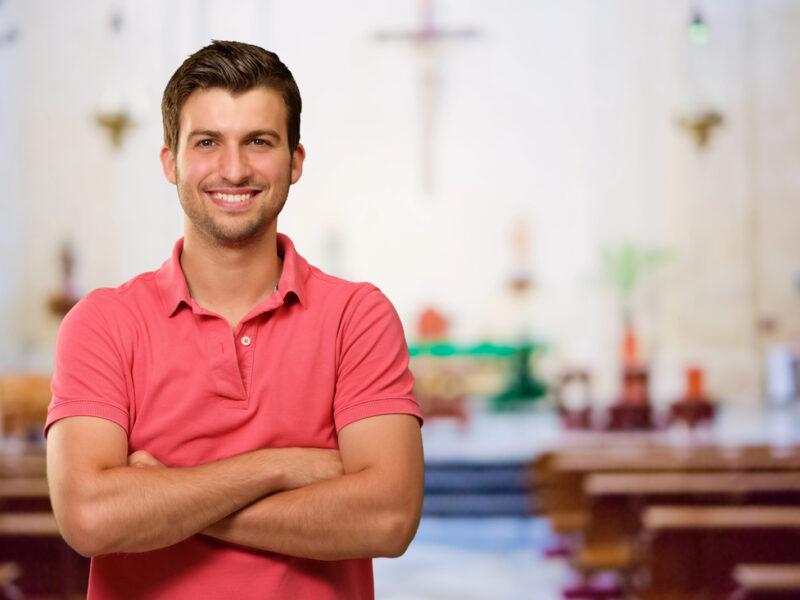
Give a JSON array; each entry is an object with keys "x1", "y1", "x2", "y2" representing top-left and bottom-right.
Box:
[{"x1": 1, "y1": 0, "x2": 800, "y2": 598}]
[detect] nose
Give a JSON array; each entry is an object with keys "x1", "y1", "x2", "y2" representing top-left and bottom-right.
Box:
[{"x1": 217, "y1": 145, "x2": 252, "y2": 185}]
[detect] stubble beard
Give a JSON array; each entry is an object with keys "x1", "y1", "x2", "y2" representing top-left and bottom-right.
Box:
[{"x1": 175, "y1": 164, "x2": 292, "y2": 248}]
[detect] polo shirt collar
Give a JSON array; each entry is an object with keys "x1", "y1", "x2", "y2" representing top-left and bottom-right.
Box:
[
  {"x1": 275, "y1": 232, "x2": 310, "y2": 307},
  {"x1": 156, "y1": 232, "x2": 309, "y2": 317}
]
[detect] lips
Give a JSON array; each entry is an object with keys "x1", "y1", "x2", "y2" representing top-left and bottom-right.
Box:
[
  {"x1": 213, "y1": 192, "x2": 251, "y2": 203},
  {"x1": 205, "y1": 189, "x2": 260, "y2": 210}
]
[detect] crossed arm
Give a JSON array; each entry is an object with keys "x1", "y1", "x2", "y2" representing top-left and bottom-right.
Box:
[{"x1": 46, "y1": 413, "x2": 424, "y2": 560}]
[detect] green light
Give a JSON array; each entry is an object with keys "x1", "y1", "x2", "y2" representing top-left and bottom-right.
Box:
[{"x1": 689, "y1": 11, "x2": 710, "y2": 45}]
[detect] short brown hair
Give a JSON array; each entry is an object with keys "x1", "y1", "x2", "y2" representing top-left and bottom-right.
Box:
[{"x1": 161, "y1": 40, "x2": 302, "y2": 153}]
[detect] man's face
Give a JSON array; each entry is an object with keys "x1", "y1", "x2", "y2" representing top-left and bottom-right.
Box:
[{"x1": 160, "y1": 86, "x2": 305, "y2": 246}]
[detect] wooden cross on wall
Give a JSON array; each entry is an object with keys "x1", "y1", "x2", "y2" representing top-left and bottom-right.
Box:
[{"x1": 375, "y1": 0, "x2": 480, "y2": 193}]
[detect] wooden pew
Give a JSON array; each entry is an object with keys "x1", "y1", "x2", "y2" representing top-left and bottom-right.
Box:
[
  {"x1": 0, "y1": 561, "x2": 22, "y2": 599},
  {"x1": 533, "y1": 445, "x2": 693, "y2": 589},
  {"x1": 531, "y1": 451, "x2": 588, "y2": 548},
  {"x1": 0, "y1": 512, "x2": 89, "y2": 599},
  {"x1": 0, "y1": 476, "x2": 51, "y2": 513},
  {"x1": 532, "y1": 444, "x2": 672, "y2": 536},
  {"x1": 587, "y1": 472, "x2": 800, "y2": 498},
  {"x1": 540, "y1": 444, "x2": 800, "y2": 539},
  {"x1": 639, "y1": 506, "x2": 800, "y2": 600},
  {"x1": 0, "y1": 512, "x2": 60, "y2": 536},
  {"x1": 731, "y1": 564, "x2": 800, "y2": 599},
  {"x1": 535, "y1": 445, "x2": 800, "y2": 534},
  {"x1": 0, "y1": 374, "x2": 51, "y2": 437},
  {"x1": 552, "y1": 444, "x2": 800, "y2": 474},
  {"x1": 0, "y1": 376, "x2": 89, "y2": 597},
  {"x1": 0, "y1": 450, "x2": 46, "y2": 478},
  {"x1": 573, "y1": 472, "x2": 800, "y2": 583},
  {"x1": 532, "y1": 445, "x2": 800, "y2": 597},
  {"x1": 0, "y1": 447, "x2": 89, "y2": 597},
  {"x1": 1, "y1": 477, "x2": 50, "y2": 498}
]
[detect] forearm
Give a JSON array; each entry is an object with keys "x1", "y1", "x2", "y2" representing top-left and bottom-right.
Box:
[
  {"x1": 57, "y1": 449, "x2": 283, "y2": 556},
  {"x1": 204, "y1": 468, "x2": 422, "y2": 560}
]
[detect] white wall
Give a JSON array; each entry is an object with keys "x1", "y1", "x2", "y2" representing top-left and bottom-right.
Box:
[
  {"x1": 3, "y1": 0, "x2": 799, "y2": 403},
  {"x1": 0, "y1": 0, "x2": 23, "y2": 367}
]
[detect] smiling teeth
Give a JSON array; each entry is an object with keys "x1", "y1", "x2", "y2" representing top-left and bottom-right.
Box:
[{"x1": 213, "y1": 193, "x2": 250, "y2": 203}]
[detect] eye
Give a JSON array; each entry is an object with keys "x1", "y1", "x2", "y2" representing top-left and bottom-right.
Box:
[
  {"x1": 196, "y1": 139, "x2": 215, "y2": 148},
  {"x1": 250, "y1": 138, "x2": 273, "y2": 147}
]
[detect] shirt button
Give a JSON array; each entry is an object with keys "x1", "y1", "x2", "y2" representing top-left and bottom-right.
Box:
[{"x1": 240, "y1": 336, "x2": 252, "y2": 346}]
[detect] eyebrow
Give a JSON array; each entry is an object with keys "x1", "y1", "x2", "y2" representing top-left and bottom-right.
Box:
[
  {"x1": 187, "y1": 129, "x2": 282, "y2": 141},
  {"x1": 248, "y1": 129, "x2": 282, "y2": 141}
]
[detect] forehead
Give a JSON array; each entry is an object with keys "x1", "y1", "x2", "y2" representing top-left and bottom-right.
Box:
[{"x1": 179, "y1": 87, "x2": 288, "y2": 136}]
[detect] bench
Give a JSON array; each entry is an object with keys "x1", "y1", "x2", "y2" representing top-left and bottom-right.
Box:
[
  {"x1": 532, "y1": 446, "x2": 800, "y2": 598},
  {"x1": 0, "y1": 512, "x2": 89, "y2": 598},
  {"x1": 573, "y1": 472, "x2": 800, "y2": 586},
  {"x1": 731, "y1": 564, "x2": 800, "y2": 599},
  {"x1": 639, "y1": 506, "x2": 800, "y2": 599}
]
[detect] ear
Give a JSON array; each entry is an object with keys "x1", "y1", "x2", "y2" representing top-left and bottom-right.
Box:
[
  {"x1": 160, "y1": 145, "x2": 177, "y2": 185},
  {"x1": 290, "y1": 143, "x2": 306, "y2": 185}
]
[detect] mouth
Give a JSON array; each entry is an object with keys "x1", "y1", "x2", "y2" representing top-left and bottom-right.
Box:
[{"x1": 205, "y1": 188, "x2": 260, "y2": 211}]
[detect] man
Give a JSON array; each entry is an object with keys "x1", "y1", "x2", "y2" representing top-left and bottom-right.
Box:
[{"x1": 46, "y1": 40, "x2": 424, "y2": 599}]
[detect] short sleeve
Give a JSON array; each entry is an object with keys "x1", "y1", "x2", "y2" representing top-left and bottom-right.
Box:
[
  {"x1": 333, "y1": 286, "x2": 423, "y2": 432},
  {"x1": 44, "y1": 292, "x2": 131, "y2": 437}
]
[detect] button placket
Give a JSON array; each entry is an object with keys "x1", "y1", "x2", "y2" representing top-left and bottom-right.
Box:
[
  {"x1": 236, "y1": 328, "x2": 256, "y2": 399},
  {"x1": 205, "y1": 319, "x2": 246, "y2": 402}
]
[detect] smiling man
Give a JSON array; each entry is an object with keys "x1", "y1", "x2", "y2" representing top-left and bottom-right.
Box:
[{"x1": 45, "y1": 41, "x2": 424, "y2": 599}]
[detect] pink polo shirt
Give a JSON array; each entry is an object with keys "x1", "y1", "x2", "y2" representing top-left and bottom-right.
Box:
[{"x1": 46, "y1": 233, "x2": 422, "y2": 600}]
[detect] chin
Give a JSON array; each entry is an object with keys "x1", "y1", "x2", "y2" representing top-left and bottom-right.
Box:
[{"x1": 205, "y1": 222, "x2": 273, "y2": 247}]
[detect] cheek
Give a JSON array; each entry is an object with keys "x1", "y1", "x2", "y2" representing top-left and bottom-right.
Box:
[
  {"x1": 179, "y1": 156, "x2": 215, "y2": 186},
  {"x1": 253, "y1": 155, "x2": 290, "y2": 179}
]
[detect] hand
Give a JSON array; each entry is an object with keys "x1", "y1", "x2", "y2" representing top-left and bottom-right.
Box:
[
  {"x1": 273, "y1": 448, "x2": 344, "y2": 491},
  {"x1": 128, "y1": 450, "x2": 164, "y2": 468}
]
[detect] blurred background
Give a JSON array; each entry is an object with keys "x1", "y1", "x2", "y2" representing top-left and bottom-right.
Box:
[{"x1": 1, "y1": 1, "x2": 799, "y2": 599}]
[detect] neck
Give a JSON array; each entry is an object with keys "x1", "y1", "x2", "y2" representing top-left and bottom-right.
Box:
[{"x1": 179, "y1": 223, "x2": 282, "y2": 316}]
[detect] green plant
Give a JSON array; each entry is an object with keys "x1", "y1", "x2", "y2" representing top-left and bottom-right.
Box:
[{"x1": 600, "y1": 241, "x2": 672, "y2": 325}]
